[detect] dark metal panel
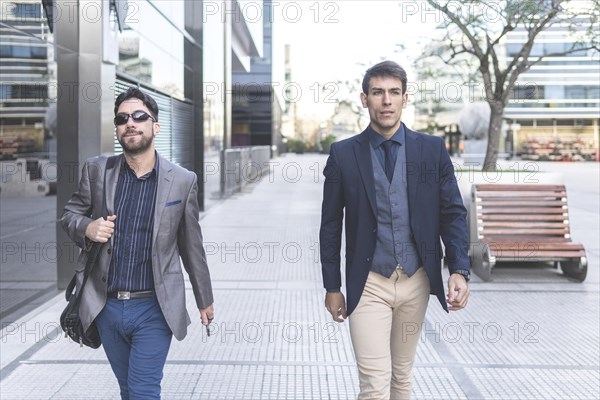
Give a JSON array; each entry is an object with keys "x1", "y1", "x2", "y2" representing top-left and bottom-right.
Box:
[{"x1": 171, "y1": 99, "x2": 194, "y2": 170}]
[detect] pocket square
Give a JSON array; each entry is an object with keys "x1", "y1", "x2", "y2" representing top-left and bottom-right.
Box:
[{"x1": 165, "y1": 200, "x2": 182, "y2": 207}]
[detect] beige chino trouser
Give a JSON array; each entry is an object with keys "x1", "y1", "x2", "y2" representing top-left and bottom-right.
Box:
[{"x1": 349, "y1": 267, "x2": 430, "y2": 400}]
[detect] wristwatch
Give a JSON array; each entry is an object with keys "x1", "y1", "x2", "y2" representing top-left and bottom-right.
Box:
[{"x1": 452, "y1": 269, "x2": 471, "y2": 282}]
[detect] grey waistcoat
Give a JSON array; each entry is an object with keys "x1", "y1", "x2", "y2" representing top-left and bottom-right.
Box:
[{"x1": 370, "y1": 144, "x2": 422, "y2": 278}]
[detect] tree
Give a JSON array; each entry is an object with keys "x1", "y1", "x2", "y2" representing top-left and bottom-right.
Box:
[{"x1": 424, "y1": 0, "x2": 599, "y2": 170}]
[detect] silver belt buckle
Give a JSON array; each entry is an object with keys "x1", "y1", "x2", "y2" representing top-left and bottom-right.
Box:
[{"x1": 117, "y1": 291, "x2": 131, "y2": 300}]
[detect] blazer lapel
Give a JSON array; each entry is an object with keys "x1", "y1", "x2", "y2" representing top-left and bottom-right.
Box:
[
  {"x1": 404, "y1": 126, "x2": 421, "y2": 213},
  {"x1": 353, "y1": 130, "x2": 377, "y2": 217},
  {"x1": 153, "y1": 154, "x2": 174, "y2": 246}
]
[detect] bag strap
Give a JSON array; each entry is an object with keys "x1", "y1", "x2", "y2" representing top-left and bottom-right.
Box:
[
  {"x1": 101, "y1": 155, "x2": 118, "y2": 219},
  {"x1": 65, "y1": 274, "x2": 76, "y2": 301},
  {"x1": 67, "y1": 155, "x2": 118, "y2": 304}
]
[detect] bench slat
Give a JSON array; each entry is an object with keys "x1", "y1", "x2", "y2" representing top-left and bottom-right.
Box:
[
  {"x1": 479, "y1": 200, "x2": 566, "y2": 207},
  {"x1": 493, "y1": 251, "x2": 586, "y2": 259},
  {"x1": 482, "y1": 228, "x2": 568, "y2": 235},
  {"x1": 475, "y1": 184, "x2": 566, "y2": 191},
  {"x1": 481, "y1": 222, "x2": 568, "y2": 229},
  {"x1": 495, "y1": 251, "x2": 585, "y2": 262},
  {"x1": 481, "y1": 242, "x2": 585, "y2": 250},
  {"x1": 479, "y1": 215, "x2": 567, "y2": 221},
  {"x1": 477, "y1": 191, "x2": 566, "y2": 198},
  {"x1": 479, "y1": 208, "x2": 567, "y2": 214},
  {"x1": 481, "y1": 237, "x2": 572, "y2": 243}
]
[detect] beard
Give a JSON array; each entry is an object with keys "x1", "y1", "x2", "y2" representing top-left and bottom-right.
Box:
[{"x1": 118, "y1": 129, "x2": 154, "y2": 155}]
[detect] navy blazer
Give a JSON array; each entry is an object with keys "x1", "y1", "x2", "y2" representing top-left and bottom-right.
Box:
[{"x1": 319, "y1": 124, "x2": 470, "y2": 315}]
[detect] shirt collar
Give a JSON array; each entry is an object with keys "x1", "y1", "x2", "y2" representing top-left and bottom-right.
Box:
[
  {"x1": 122, "y1": 151, "x2": 159, "y2": 179},
  {"x1": 367, "y1": 123, "x2": 405, "y2": 149}
]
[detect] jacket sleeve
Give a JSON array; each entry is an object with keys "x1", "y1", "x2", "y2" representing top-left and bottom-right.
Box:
[
  {"x1": 60, "y1": 161, "x2": 95, "y2": 251},
  {"x1": 437, "y1": 141, "x2": 470, "y2": 273},
  {"x1": 177, "y1": 172, "x2": 214, "y2": 309},
  {"x1": 319, "y1": 143, "x2": 345, "y2": 291}
]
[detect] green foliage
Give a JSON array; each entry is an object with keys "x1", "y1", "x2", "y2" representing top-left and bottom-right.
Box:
[
  {"x1": 286, "y1": 139, "x2": 305, "y2": 154},
  {"x1": 423, "y1": 121, "x2": 439, "y2": 134},
  {"x1": 319, "y1": 135, "x2": 336, "y2": 154}
]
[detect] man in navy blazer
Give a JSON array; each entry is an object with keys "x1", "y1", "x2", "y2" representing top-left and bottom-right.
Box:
[{"x1": 320, "y1": 61, "x2": 470, "y2": 399}]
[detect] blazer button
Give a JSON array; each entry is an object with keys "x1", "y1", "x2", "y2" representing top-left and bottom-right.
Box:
[
  {"x1": 101, "y1": 277, "x2": 106, "y2": 283},
  {"x1": 107, "y1": 248, "x2": 112, "y2": 254},
  {"x1": 372, "y1": 228, "x2": 376, "y2": 233},
  {"x1": 366, "y1": 257, "x2": 371, "y2": 262}
]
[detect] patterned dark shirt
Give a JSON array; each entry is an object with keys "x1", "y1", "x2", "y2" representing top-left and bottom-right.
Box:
[{"x1": 107, "y1": 158, "x2": 158, "y2": 292}]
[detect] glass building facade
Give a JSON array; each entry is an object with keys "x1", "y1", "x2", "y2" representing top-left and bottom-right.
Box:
[
  {"x1": 0, "y1": 0, "x2": 273, "y2": 290},
  {"x1": 504, "y1": 16, "x2": 600, "y2": 159},
  {"x1": 0, "y1": 1, "x2": 53, "y2": 158},
  {"x1": 232, "y1": 1, "x2": 283, "y2": 151}
]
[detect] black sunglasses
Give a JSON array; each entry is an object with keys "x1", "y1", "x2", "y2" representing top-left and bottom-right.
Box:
[{"x1": 114, "y1": 110, "x2": 156, "y2": 126}]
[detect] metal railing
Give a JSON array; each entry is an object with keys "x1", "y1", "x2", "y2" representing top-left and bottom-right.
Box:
[{"x1": 221, "y1": 146, "x2": 271, "y2": 197}]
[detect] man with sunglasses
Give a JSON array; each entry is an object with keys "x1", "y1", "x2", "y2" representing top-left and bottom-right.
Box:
[{"x1": 61, "y1": 87, "x2": 214, "y2": 399}]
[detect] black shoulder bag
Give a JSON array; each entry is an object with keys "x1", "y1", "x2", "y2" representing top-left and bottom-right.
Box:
[{"x1": 60, "y1": 155, "x2": 117, "y2": 348}]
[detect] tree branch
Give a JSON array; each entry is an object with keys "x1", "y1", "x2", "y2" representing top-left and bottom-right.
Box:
[
  {"x1": 486, "y1": 34, "x2": 502, "y2": 90},
  {"x1": 504, "y1": 6, "x2": 560, "y2": 75},
  {"x1": 425, "y1": 0, "x2": 486, "y2": 59}
]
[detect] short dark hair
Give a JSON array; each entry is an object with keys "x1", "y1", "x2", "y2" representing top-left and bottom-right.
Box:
[
  {"x1": 362, "y1": 61, "x2": 408, "y2": 95},
  {"x1": 114, "y1": 87, "x2": 159, "y2": 121}
]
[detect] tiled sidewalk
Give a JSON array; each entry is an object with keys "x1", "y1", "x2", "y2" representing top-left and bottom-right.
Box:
[{"x1": 1, "y1": 154, "x2": 598, "y2": 399}]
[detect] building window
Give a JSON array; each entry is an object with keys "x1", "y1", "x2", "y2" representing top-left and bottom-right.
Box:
[
  {"x1": 512, "y1": 85, "x2": 544, "y2": 101},
  {"x1": 564, "y1": 86, "x2": 600, "y2": 99},
  {"x1": 11, "y1": 3, "x2": 42, "y2": 19}
]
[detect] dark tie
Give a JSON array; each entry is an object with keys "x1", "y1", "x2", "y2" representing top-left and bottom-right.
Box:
[{"x1": 382, "y1": 140, "x2": 394, "y2": 182}]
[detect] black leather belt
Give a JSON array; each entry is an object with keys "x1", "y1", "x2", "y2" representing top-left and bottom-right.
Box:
[{"x1": 107, "y1": 290, "x2": 154, "y2": 300}]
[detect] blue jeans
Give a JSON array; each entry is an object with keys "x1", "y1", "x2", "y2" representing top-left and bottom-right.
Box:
[{"x1": 96, "y1": 296, "x2": 172, "y2": 400}]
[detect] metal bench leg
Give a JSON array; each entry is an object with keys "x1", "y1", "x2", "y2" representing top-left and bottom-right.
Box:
[
  {"x1": 472, "y1": 242, "x2": 495, "y2": 282},
  {"x1": 560, "y1": 256, "x2": 588, "y2": 282}
]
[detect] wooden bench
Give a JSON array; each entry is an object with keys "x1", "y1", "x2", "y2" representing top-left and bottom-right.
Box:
[{"x1": 469, "y1": 184, "x2": 587, "y2": 281}]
